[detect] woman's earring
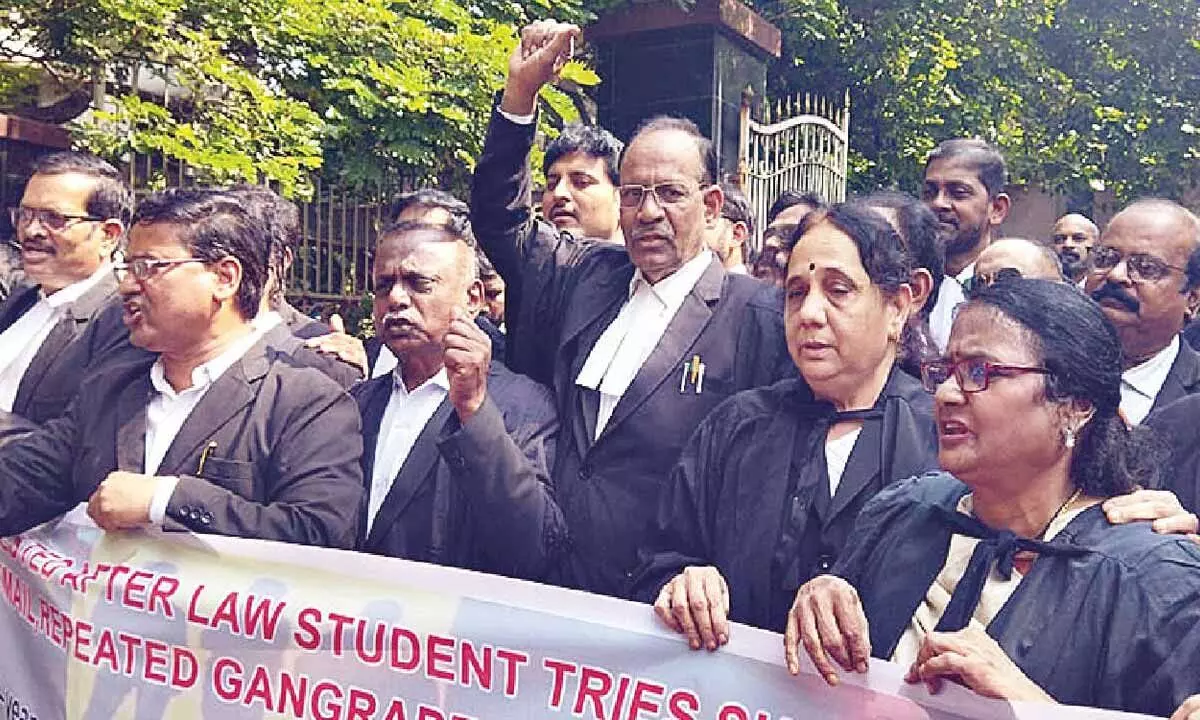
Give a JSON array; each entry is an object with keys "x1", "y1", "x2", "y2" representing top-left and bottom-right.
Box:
[{"x1": 1063, "y1": 426, "x2": 1077, "y2": 449}]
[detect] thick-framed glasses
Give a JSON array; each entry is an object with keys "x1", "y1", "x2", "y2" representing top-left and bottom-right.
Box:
[
  {"x1": 618, "y1": 182, "x2": 701, "y2": 209},
  {"x1": 1090, "y1": 245, "x2": 1185, "y2": 283},
  {"x1": 111, "y1": 252, "x2": 208, "y2": 283},
  {"x1": 920, "y1": 357, "x2": 1050, "y2": 393},
  {"x1": 9, "y1": 206, "x2": 102, "y2": 232}
]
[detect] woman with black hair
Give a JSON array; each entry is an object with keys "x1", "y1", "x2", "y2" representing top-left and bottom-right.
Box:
[
  {"x1": 787, "y1": 278, "x2": 1200, "y2": 714},
  {"x1": 632, "y1": 202, "x2": 939, "y2": 646}
]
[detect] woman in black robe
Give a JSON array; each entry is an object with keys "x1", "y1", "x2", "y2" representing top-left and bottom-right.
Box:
[
  {"x1": 787, "y1": 279, "x2": 1200, "y2": 715},
  {"x1": 631, "y1": 203, "x2": 940, "y2": 647}
]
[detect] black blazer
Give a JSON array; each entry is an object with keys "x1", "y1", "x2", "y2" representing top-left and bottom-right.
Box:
[
  {"x1": 470, "y1": 109, "x2": 795, "y2": 596},
  {"x1": 352, "y1": 361, "x2": 564, "y2": 580},
  {"x1": 0, "y1": 336, "x2": 364, "y2": 548},
  {"x1": 0, "y1": 275, "x2": 120, "y2": 423},
  {"x1": 1145, "y1": 392, "x2": 1200, "y2": 513},
  {"x1": 1149, "y1": 338, "x2": 1200, "y2": 414}
]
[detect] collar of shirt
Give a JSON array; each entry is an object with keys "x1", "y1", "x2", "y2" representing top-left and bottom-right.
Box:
[
  {"x1": 44, "y1": 262, "x2": 112, "y2": 310},
  {"x1": 1122, "y1": 335, "x2": 1179, "y2": 400},
  {"x1": 954, "y1": 261, "x2": 976, "y2": 287},
  {"x1": 627, "y1": 249, "x2": 714, "y2": 307},
  {"x1": 149, "y1": 326, "x2": 267, "y2": 400},
  {"x1": 250, "y1": 310, "x2": 284, "y2": 334},
  {"x1": 391, "y1": 365, "x2": 451, "y2": 398}
]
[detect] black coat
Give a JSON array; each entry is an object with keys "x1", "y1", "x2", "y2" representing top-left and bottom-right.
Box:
[
  {"x1": 1148, "y1": 338, "x2": 1200, "y2": 415},
  {"x1": 352, "y1": 361, "x2": 564, "y2": 580},
  {"x1": 632, "y1": 369, "x2": 938, "y2": 630},
  {"x1": 834, "y1": 472, "x2": 1200, "y2": 715},
  {"x1": 1145, "y1": 392, "x2": 1200, "y2": 512},
  {"x1": 470, "y1": 109, "x2": 794, "y2": 596},
  {"x1": 0, "y1": 337, "x2": 364, "y2": 548},
  {"x1": 0, "y1": 275, "x2": 119, "y2": 423}
]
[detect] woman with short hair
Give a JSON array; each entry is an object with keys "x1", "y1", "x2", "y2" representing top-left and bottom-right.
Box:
[{"x1": 787, "y1": 279, "x2": 1200, "y2": 714}]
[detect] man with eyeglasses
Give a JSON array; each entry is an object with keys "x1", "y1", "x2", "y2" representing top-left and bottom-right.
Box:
[
  {"x1": 1084, "y1": 199, "x2": 1200, "y2": 425},
  {"x1": 0, "y1": 151, "x2": 131, "y2": 424},
  {"x1": 0, "y1": 188, "x2": 364, "y2": 547},
  {"x1": 704, "y1": 182, "x2": 754, "y2": 274},
  {"x1": 470, "y1": 20, "x2": 792, "y2": 597}
]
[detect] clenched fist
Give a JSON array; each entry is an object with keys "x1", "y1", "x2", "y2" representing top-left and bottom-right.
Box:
[
  {"x1": 87, "y1": 471, "x2": 159, "y2": 531},
  {"x1": 444, "y1": 308, "x2": 491, "y2": 422},
  {"x1": 500, "y1": 20, "x2": 583, "y2": 116}
]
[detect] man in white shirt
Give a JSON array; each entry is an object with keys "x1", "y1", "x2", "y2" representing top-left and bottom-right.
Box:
[
  {"x1": 350, "y1": 219, "x2": 563, "y2": 579},
  {"x1": 1084, "y1": 199, "x2": 1200, "y2": 425},
  {"x1": 471, "y1": 20, "x2": 793, "y2": 596},
  {"x1": 922, "y1": 139, "x2": 1011, "y2": 348},
  {"x1": 0, "y1": 151, "x2": 130, "y2": 423},
  {"x1": 0, "y1": 188, "x2": 363, "y2": 547}
]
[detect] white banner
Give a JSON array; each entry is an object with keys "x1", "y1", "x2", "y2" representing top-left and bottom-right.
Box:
[{"x1": 0, "y1": 519, "x2": 1155, "y2": 720}]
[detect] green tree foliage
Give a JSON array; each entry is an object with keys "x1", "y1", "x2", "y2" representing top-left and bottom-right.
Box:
[
  {"x1": 756, "y1": 0, "x2": 1200, "y2": 201},
  {"x1": 0, "y1": 0, "x2": 597, "y2": 198}
]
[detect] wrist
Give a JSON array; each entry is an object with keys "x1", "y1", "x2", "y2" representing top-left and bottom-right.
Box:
[
  {"x1": 454, "y1": 393, "x2": 486, "y2": 423},
  {"x1": 500, "y1": 82, "x2": 539, "y2": 116}
]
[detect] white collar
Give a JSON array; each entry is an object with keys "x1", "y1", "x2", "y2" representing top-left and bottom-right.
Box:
[
  {"x1": 391, "y1": 365, "x2": 451, "y2": 395},
  {"x1": 1122, "y1": 335, "x2": 1180, "y2": 399},
  {"x1": 954, "y1": 261, "x2": 977, "y2": 286},
  {"x1": 44, "y1": 263, "x2": 111, "y2": 309},
  {"x1": 628, "y1": 249, "x2": 714, "y2": 305},
  {"x1": 149, "y1": 326, "x2": 264, "y2": 399},
  {"x1": 251, "y1": 310, "x2": 284, "y2": 333}
]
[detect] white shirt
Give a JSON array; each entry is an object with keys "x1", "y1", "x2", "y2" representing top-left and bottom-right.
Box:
[
  {"x1": 372, "y1": 343, "x2": 398, "y2": 379},
  {"x1": 367, "y1": 366, "x2": 450, "y2": 533},
  {"x1": 1120, "y1": 335, "x2": 1179, "y2": 426},
  {"x1": 824, "y1": 428, "x2": 862, "y2": 497},
  {"x1": 0, "y1": 264, "x2": 111, "y2": 411},
  {"x1": 144, "y1": 326, "x2": 270, "y2": 523},
  {"x1": 576, "y1": 250, "x2": 714, "y2": 439},
  {"x1": 890, "y1": 493, "x2": 1090, "y2": 667},
  {"x1": 927, "y1": 276, "x2": 967, "y2": 353}
]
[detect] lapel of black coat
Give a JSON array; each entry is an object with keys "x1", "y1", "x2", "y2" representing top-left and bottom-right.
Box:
[
  {"x1": 1151, "y1": 339, "x2": 1200, "y2": 413},
  {"x1": 156, "y1": 339, "x2": 268, "y2": 475},
  {"x1": 356, "y1": 377, "x2": 392, "y2": 491},
  {"x1": 559, "y1": 264, "x2": 630, "y2": 455},
  {"x1": 0, "y1": 285, "x2": 38, "y2": 333},
  {"x1": 364, "y1": 397, "x2": 456, "y2": 550},
  {"x1": 821, "y1": 418, "x2": 883, "y2": 524},
  {"x1": 13, "y1": 274, "x2": 118, "y2": 412},
  {"x1": 598, "y1": 257, "x2": 724, "y2": 442},
  {"x1": 114, "y1": 370, "x2": 153, "y2": 473}
]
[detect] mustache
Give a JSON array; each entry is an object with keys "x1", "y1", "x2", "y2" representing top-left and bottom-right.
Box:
[
  {"x1": 20, "y1": 239, "x2": 54, "y2": 253},
  {"x1": 631, "y1": 225, "x2": 674, "y2": 242},
  {"x1": 1091, "y1": 282, "x2": 1140, "y2": 313}
]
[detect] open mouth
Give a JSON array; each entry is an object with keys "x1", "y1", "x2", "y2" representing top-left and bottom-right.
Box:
[{"x1": 938, "y1": 419, "x2": 971, "y2": 439}]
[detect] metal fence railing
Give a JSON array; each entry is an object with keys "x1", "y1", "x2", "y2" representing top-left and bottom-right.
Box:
[{"x1": 737, "y1": 89, "x2": 850, "y2": 250}]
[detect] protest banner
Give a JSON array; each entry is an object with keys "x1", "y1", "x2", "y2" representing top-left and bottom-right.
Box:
[{"x1": 0, "y1": 518, "x2": 1155, "y2": 720}]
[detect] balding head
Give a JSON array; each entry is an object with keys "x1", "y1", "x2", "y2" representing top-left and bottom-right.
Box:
[
  {"x1": 974, "y1": 237, "x2": 1064, "y2": 284},
  {"x1": 1051, "y1": 213, "x2": 1099, "y2": 281}
]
